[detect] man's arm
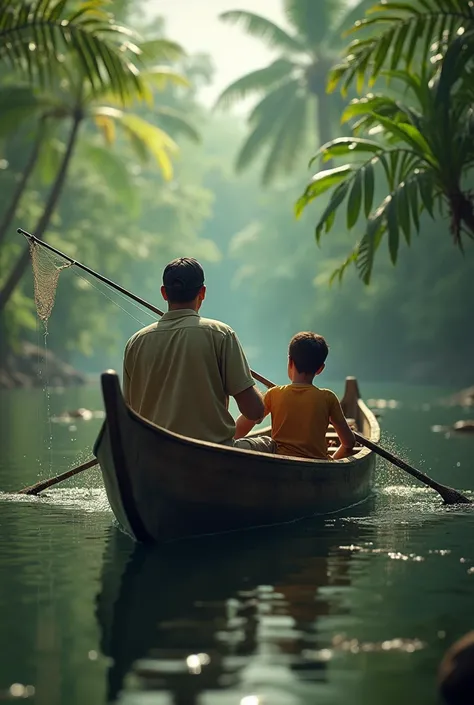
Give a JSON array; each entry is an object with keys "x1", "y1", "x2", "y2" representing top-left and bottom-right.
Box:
[
  {"x1": 234, "y1": 386, "x2": 264, "y2": 423},
  {"x1": 234, "y1": 387, "x2": 272, "y2": 438},
  {"x1": 235, "y1": 413, "x2": 258, "y2": 439},
  {"x1": 221, "y1": 329, "x2": 264, "y2": 422}
]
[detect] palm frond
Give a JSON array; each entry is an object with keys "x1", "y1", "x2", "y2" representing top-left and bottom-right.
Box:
[
  {"x1": 118, "y1": 113, "x2": 179, "y2": 181},
  {"x1": 137, "y1": 39, "x2": 185, "y2": 63},
  {"x1": 331, "y1": 0, "x2": 380, "y2": 38},
  {"x1": 0, "y1": 85, "x2": 41, "y2": 136},
  {"x1": 155, "y1": 107, "x2": 200, "y2": 143},
  {"x1": 284, "y1": 0, "x2": 347, "y2": 47},
  {"x1": 0, "y1": 0, "x2": 146, "y2": 102},
  {"x1": 261, "y1": 91, "x2": 312, "y2": 184},
  {"x1": 235, "y1": 79, "x2": 300, "y2": 175},
  {"x1": 215, "y1": 58, "x2": 297, "y2": 109},
  {"x1": 219, "y1": 10, "x2": 304, "y2": 52},
  {"x1": 142, "y1": 66, "x2": 191, "y2": 91},
  {"x1": 328, "y1": 0, "x2": 474, "y2": 95}
]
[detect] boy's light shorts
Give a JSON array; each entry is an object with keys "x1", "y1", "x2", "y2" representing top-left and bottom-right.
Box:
[{"x1": 233, "y1": 435, "x2": 276, "y2": 454}]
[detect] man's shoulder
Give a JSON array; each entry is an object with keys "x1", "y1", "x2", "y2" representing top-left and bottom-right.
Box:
[
  {"x1": 126, "y1": 323, "x2": 159, "y2": 348},
  {"x1": 198, "y1": 316, "x2": 235, "y2": 336}
]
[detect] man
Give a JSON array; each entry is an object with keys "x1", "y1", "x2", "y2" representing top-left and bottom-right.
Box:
[{"x1": 123, "y1": 257, "x2": 274, "y2": 451}]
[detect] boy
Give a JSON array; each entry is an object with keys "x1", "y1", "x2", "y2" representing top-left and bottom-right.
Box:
[{"x1": 234, "y1": 332, "x2": 355, "y2": 460}]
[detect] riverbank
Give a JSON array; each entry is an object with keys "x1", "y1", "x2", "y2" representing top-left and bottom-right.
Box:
[{"x1": 0, "y1": 341, "x2": 86, "y2": 389}]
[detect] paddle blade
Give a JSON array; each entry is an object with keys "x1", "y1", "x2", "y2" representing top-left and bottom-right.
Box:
[{"x1": 439, "y1": 487, "x2": 472, "y2": 505}]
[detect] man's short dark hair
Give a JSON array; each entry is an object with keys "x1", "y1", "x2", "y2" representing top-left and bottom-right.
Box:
[
  {"x1": 162, "y1": 257, "x2": 205, "y2": 303},
  {"x1": 288, "y1": 332, "x2": 328, "y2": 374}
]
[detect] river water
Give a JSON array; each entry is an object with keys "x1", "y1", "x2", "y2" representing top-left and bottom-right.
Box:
[{"x1": 0, "y1": 380, "x2": 473, "y2": 705}]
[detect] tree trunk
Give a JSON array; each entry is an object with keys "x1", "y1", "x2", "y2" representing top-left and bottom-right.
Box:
[
  {"x1": 0, "y1": 110, "x2": 83, "y2": 314},
  {"x1": 0, "y1": 123, "x2": 44, "y2": 248}
]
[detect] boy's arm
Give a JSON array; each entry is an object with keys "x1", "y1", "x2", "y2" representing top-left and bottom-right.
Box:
[{"x1": 329, "y1": 393, "x2": 355, "y2": 459}]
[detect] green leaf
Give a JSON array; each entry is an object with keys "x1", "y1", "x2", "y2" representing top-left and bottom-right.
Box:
[
  {"x1": 155, "y1": 107, "x2": 200, "y2": 143},
  {"x1": 138, "y1": 39, "x2": 185, "y2": 63},
  {"x1": 36, "y1": 135, "x2": 63, "y2": 186},
  {"x1": 372, "y1": 30, "x2": 394, "y2": 81},
  {"x1": 391, "y1": 22, "x2": 410, "y2": 70},
  {"x1": 397, "y1": 182, "x2": 411, "y2": 244},
  {"x1": 418, "y1": 172, "x2": 435, "y2": 218},
  {"x1": 364, "y1": 161, "x2": 375, "y2": 217},
  {"x1": 347, "y1": 169, "x2": 363, "y2": 230},
  {"x1": 386, "y1": 195, "x2": 399, "y2": 264},
  {"x1": 236, "y1": 80, "x2": 299, "y2": 174},
  {"x1": 357, "y1": 210, "x2": 385, "y2": 285},
  {"x1": 374, "y1": 114, "x2": 436, "y2": 163},
  {"x1": 0, "y1": 85, "x2": 41, "y2": 136},
  {"x1": 118, "y1": 113, "x2": 179, "y2": 181},
  {"x1": 409, "y1": 179, "x2": 420, "y2": 232},
  {"x1": 219, "y1": 11, "x2": 303, "y2": 51},
  {"x1": 406, "y1": 17, "x2": 424, "y2": 71},
  {"x1": 0, "y1": 0, "x2": 148, "y2": 101},
  {"x1": 314, "y1": 181, "x2": 351, "y2": 241},
  {"x1": 329, "y1": 246, "x2": 359, "y2": 285},
  {"x1": 216, "y1": 58, "x2": 296, "y2": 109},
  {"x1": 261, "y1": 93, "x2": 309, "y2": 185},
  {"x1": 310, "y1": 137, "x2": 383, "y2": 167},
  {"x1": 297, "y1": 165, "x2": 354, "y2": 218},
  {"x1": 141, "y1": 66, "x2": 190, "y2": 91}
]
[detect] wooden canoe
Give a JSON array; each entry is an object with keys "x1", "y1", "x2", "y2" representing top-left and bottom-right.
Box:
[{"x1": 93, "y1": 371, "x2": 380, "y2": 543}]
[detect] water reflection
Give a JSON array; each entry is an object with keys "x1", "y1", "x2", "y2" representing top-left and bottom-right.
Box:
[{"x1": 96, "y1": 506, "x2": 373, "y2": 705}]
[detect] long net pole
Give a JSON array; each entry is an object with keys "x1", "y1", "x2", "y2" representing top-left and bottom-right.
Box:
[{"x1": 19, "y1": 228, "x2": 274, "y2": 389}]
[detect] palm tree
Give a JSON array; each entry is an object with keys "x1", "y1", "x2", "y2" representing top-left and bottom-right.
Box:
[
  {"x1": 0, "y1": 48, "x2": 197, "y2": 312},
  {"x1": 0, "y1": 0, "x2": 154, "y2": 100},
  {"x1": 328, "y1": 0, "x2": 474, "y2": 97},
  {"x1": 295, "y1": 50, "x2": 474, "y2": 284},
  {"x1": 215, "y1": 0, "x2": 374, "y2": 185}
]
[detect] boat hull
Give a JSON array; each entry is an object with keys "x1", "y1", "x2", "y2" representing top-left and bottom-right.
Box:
[{"x1": 94, "y1": 372, "x2": 380, "y2": 543}]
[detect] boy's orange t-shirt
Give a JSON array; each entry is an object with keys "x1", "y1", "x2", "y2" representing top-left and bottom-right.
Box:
[{"x1": 263, "y1": 383, "x2": 346, "y2": 459}]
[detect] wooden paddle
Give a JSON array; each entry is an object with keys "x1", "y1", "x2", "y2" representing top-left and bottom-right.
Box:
[
  {"x1": 19, "y1": 458, "x2": 98, "y2": 495},
  {"x1": 354, "y1": 432, "x2": 471, "y2": 504}
]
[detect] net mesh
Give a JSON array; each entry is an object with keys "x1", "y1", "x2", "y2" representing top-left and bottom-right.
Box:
[{"x1": 29, "y1": 240, "x2": 72, "y2": 324}]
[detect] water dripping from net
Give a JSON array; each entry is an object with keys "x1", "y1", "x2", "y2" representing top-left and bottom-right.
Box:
[{"x1": 29, "y1": 240, "x2": 73, "y2": 472}]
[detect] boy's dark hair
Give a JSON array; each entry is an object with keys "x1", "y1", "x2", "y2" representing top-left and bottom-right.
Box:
[{"x1": 289, "y1": 332, "x2": 328, "y2": 374}]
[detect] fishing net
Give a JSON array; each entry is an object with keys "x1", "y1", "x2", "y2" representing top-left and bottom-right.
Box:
[{"x1": 28, "y1": 239, "x2": 72, "y2": 325}]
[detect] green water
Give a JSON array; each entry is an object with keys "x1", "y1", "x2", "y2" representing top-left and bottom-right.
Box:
[{"x1": 0, "y1": 381, "x2": 473, "y2": 705}]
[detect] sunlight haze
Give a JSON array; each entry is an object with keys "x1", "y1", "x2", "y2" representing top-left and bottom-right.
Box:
[{"x1": 147, "y1": 0, "x2": 287, "y2": 101}]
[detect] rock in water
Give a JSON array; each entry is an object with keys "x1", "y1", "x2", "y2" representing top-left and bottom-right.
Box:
[{"x1": 452, "y1": 420, "x2": 474, "y2": 434}]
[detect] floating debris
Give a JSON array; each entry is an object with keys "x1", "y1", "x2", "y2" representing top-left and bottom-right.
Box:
[
  {"x1": 431, "y1": 420, "x2": 474, "y2": 435},
  {"x1": 51, "y1": 408, "x2": 105, "y2": 423},
  {"x1": 328, "y1": 634, "x2": 424, "y2": 654},
  {"x1": 443, "y1": 386, "x2": 474, "y2": 407},
  {"x1": 367, "y1": 399, "x2": 400, "y2": 410}
]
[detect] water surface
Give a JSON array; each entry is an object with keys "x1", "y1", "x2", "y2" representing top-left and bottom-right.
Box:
[{"x1": 0, "y1": 381, "x2": 473, "y2": 705}]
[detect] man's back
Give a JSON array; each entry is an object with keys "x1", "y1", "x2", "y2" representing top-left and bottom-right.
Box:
[{"x1": 123, "y1": 309, "x2": 254, "y2": 445}]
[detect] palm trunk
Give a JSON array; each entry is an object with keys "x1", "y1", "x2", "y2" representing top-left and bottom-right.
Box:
[
  {"x1": 0, "y1": 123, "x2": 44, "y2": 248},
  {"x1": 0, "y1": 110, "x2": 83, "y2": 314}
]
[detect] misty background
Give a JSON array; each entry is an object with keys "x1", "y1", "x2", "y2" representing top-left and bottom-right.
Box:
[{"x1": 1, "y1": 0, "x2": 472, "y2": 389}]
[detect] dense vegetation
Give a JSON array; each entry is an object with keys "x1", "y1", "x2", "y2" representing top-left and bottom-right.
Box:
[{"x1": 0, "y1": 0, "x2": 472, "y2": 386}]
